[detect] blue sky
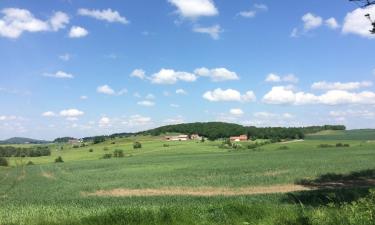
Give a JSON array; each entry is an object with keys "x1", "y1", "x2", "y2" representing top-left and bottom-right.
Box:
[{"x1": 0, "y1": 0, "x2": 375, "y2": 140}]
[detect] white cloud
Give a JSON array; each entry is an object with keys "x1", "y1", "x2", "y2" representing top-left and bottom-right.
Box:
[
  {"x1": 342, "y1": 5, "x2": 375, "y2": 38},
  {"x1": 130, "y1": 69, "x2": 146, "y2": 79},
  {"x1": 254, "y1": 4, "x2": 268, "y2": 11},
  {"x1": 66, "y1": 117, "x2": 79, "y2": 121},
  {"x1": 42, "y1": 111, "x2": 56, "y2": 117},
  {"x1": 238, "y1": 3, "x2": 268, "y2": 18},
  {"x1": 0, "y1": 8, "x2": 69, "y2": 39},
  {"x1": 312, "y1": 81, "x2": 372, "y2": 91},
  {"x1": 195, "y1": 67, "x2": 239, "y2": 81},
  {"x1": 193, "y1": 24, "x2": 222, "y2": 39},
  {"x1": 49, "y1": 11, "x2": 70, "y2": 31},
  {"x1": 176, "y1": 89, "x2": 187, "y2": 95},
  {"x1": 97, "y1": 85, "x2": 115, "y2": 95},
  {"x1": 170, "y1": 103, "x2": 180, "y2": 108},
  {"x1": 239, "y1": 11, "x2": 256, "y2": 18},
  {"x1": 150, "y1": 69, "x2": 197, "y2": 84},
  {"x1": 265, "y1": 73, "x2": 298, "y2": 83},
  {"x1": 59, "y1": 109, "x2": 84, "y2": 117},
  {"x1": 330, "y1": 109, "x2": 375, "y2": 119},
  {"x1": 230, "y1": 108, "x2": 244, "y2": 116},
  {"x1": 0, "y1": 115, "x2": 18, "y2": 121},
  {"x1": 302, "y1": 13, "x2": 323, "y2": 31},
  {"x1": 145, "y1": 94, "x2": 155, "y2": 99},
  {"x1": 80, "y1": 95, "x2": 88, "y2": 100},
  {"x1": 99, "y1": 116, "x2": 111, "y2": 127},
  {"x1": 265, "y1": 73, "x2": 281, "y2": 82},
  {"x1": 127, "y1": 115, "x2": 152, "y2": 126},
  {"x1": 137, "y1": 100, "x2": 155, "y2": 107},
  {"x1": 290, "y1": 28, "x2": 299, "y2": 38},
  {"x1": 325, "y1": 17, "x2": 339, "y2": 29},
  {"x1": 117, "y1": 89, "x2": 128, "y2": 96},
  {"x1": 263, "y1": 86, "x2": 375, "y2": 105},
  {"x1": 59, "y1": 53, "x2": 71, "y2": 61},
  {"x1": 69, "y1": 26, "x2": 88, "y2": 38},
  {"x1": 43, "y1": 71, "x2": 74, "y2": 79},
  {"x1": 203, "y1": 88, "x2": 256, "y2": 102},
  {"x1": 78, "y1": 8, "x2": 129, "y2": 24},
  {"x1": 168, "y1": 0, "x2": 218, "y2": 19}
]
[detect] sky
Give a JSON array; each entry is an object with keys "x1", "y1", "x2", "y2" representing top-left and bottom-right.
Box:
[{"x1": 0, "y1": 0, "x2": 375, "y2": 140}]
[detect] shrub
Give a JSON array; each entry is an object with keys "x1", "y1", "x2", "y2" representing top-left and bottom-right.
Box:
[
  {"x1": 278, "y1": 146, "x2": 290, "y2": 150},
  {"x1": 55, "y1": 156, "x2": 64, "y2": 163},
  {"x1": 111, "y1": 142, "x2": 116, "y2": 145},
  {"x1": 26, "y1": 161, "x2": 34, "y2": 166},
  {"x1": 72, "y1": 145, "x2": 79, "y2": 149},
  {"x1": 89, "y1": 149, "x2": 93, "y2": 152},
  {"x1": 336, "y1": 143, "x2": 350, "y2": 147},
  {"x1": 102, "y1": 153, "x2": 112, "y2": 159},
  {"x1": 133, "y1": 142, "x2": 142, "y2": 149},
  {"x1": 163, "y1": 144, "x2": 170, "y2": 147},
  {"x1": 0, "y1": 157, "x2": 8, "y2": 167},
  {"x1": 318, "y1": 144, "x2": 334, "y2": 148},
  {"x1": 103, "y1": 147, "x2": 109, "y2": 151},
  {"x1": 113, "y1": 149, "x2": 124, "y2": 158}
]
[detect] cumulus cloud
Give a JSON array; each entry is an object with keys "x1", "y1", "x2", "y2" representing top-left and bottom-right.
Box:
[
  {"x1": 325, "y1": 17, "x2": 339, "y2": 29},
  {"x1": 137, "y1": 100, "x2": 155, "y2": 107},
  {"x1": 291, "y1": 13, "x2": 338, "y2": 37},
  {"x1": 69, "y1": 26, "x2": 88, "y2": 38},
  {"x1": 80, "y1": 95, "x2": 88, "y2": 100},
  {"x1": 130, "y1": 69, "x2": 146, "y2": 79},
  {"x1": 168, "y1": 0, "x2": 218, "y2": 19},
  {"x1": 229, "y1": 108, "x2": 244, "y2": 116},
  {"x1": 195, "y1": 67, "x2": 239, "y2": 82},
  {"x1": 0, "y1": 8, "x2": 69, "y2": 39},
  {"x1": 99, "y1": 116, "x2": 111, "y2": 127},
  {"x1": 59, "y1": 53, "x2": 71, "y2": 61},
  {"x1": 127, "y1": 114, "x2": 152, "y2": 126},
  {"x1": 42, "y1": 111, "x2": 56, "y2": 117},
  {"x1": 43, "y1": 71, "x2": 74, "y2": 79},
  {"x1": 150, "y1": 69, "x2": 197, "y2": 84},
  {"x1": 59, "y1": 109, "x2": 84, "y2": 117},
  {"x1": 193, "y1": 24, "x2": 222, "y2": 39},
  {"x1": 263, "y1": 86, "x2": 375, "y2": 105},
  {"x1": 203, "y1": 88, "x2": 256, "y2": 102},
  {"x1": 329, "y1": 109, "x2": 375, "y2": 119},
  {"x1": 312, "y1": 81, "x2": 372, "y2": 91},
  {"x1": 238, "y1": 3, "x2": 268, "y2": 18},
  {"x1": 49, "y1": 11, "x2": 70, "y2": 31},
  {"x1": 265, "y1": 73, "x2": 298, "y2": 83},
  {"x1": 302, "y1": 13, "x2": 323, "y2": 31},
  {"x1": 176, "y1": 89, "x2": 187, "y2": 95},
  {"x1": 163, "y1": 115, "x2": 185, "y2": 125},
  {"x1": 342, "y1": 5, "x2": 375, "y2": 38},
  {"x1": 97, "y1": 85, "x2": 115, "y2": 95},
  {"x1": 170, "y1": 103, "x2": 180, "y2": 108},
  {"x1": 78, "y1": 8, "x2": 129, "y2": 24}
]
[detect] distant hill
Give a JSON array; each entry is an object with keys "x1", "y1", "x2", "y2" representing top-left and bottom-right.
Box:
[
  {"x1": 305, "y1": 129, "x2": 375, "y2": 141},
  {"x1": 0, "y1": 137, "x2": 50, "y2": 145}
]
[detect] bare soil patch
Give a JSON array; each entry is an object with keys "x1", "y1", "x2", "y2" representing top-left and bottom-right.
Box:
[
  {"x1": 83, "y1": 184, "x2": 312, "y2": 197},
  {"x1": 41, "y1": 172, "x2": 55, "y2": 179}
]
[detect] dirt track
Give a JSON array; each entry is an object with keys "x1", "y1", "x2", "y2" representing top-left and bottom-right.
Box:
[{"x1": 83, "y1": 184, "x2": 313, "y2": 197}]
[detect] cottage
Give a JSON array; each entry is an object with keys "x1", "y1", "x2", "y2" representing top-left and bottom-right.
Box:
[
  {"x1": 190, "y1": 134, "x2": 202, "y2": 140},
  {"x1": 230, "y1": 135, "x2": 248, "y2": 142}
]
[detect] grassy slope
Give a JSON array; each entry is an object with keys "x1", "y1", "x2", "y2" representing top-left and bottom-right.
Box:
[
  {"x1": 0, "y1": 135, "x2": 375, "y2": 225},
  {"x1": 306, "y1": 129, "x2": 375, "y2": 140}
]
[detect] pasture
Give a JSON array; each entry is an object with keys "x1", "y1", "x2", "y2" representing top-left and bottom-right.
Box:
[{"x1": 0, "y1": 133, "x2": 375, "y2": 225}]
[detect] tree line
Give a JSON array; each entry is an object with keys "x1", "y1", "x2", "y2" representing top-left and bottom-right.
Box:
[
  {"x1": 0, "y1": 146, "x2": 51, "y2": 157},
  {"x1": 140, "y1": 122, "x2": 346, "y2": 141}
]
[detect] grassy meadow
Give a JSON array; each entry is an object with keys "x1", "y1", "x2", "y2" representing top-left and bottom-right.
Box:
[{"x1": 0, "y1": 131, "x2": 375, "y2": 225}]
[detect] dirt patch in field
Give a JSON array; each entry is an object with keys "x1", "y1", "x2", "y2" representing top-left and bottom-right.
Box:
[
  {"x1": 263, "y1": 170, "x2": 289, "y2": 177},
  {"x1": 41, "y1": 172, "x2": 55, "y2": 180},
  {"x1": 83, "y1": 184, "x2": 312, "y2": 197},
  {"x1": 279, "y1": 139, "x2": 304, "y2": 144}
]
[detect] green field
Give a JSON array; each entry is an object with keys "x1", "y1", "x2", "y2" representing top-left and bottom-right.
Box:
[{"x1": 1, "y1": 133, "x2": 375, "y2": 225}]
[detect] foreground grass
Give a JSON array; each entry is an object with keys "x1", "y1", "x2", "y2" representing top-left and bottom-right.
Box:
[{"x1": 1, "y1": 137, "x2": 375, "y2": 224}]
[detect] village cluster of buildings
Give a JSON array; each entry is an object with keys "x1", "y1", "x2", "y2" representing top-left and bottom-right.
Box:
[{"x1": 164, "y1": 134, "x2": 248, "y2": 142}]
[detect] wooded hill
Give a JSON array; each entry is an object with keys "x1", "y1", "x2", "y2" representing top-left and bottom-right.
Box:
[{"x1": 140, "y1": 122, "x2": 346, "y2": 141}]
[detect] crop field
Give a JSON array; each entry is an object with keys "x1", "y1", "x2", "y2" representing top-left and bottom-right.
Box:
[{"x1": 1, "y1": 133, "x2": 375, "y2": 225}]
